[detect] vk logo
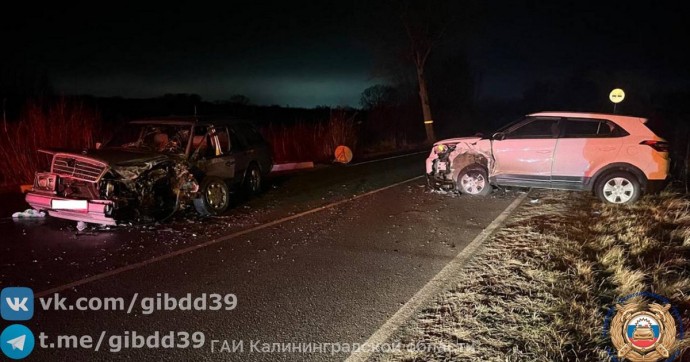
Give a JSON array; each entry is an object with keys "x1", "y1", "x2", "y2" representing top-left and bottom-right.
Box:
[
  {"x1": 1, "y1": 324, "x2": 35, "y2": 359},
  {"x1": 1, "y1": 288, "x2": 34, "y2": 321}
]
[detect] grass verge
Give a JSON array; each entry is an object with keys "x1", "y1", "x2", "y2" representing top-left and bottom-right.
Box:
[{"x1": 373, "y1": 188, "x2": 690, "y2": 361}]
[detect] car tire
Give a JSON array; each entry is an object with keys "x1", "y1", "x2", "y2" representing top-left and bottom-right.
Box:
[
  {"x1": 151, "y1": 176, "x2": 178, "y2": 221},
  {"x1": 595, "y1": 171, "x2": 641, "y2": 204},
  {"x1": 194, "y1": 176, "x2": 231, "y2": 216},
  {"x1": 456, "y1": 166, "x2": 492, "y2": 196},
  {"x1": 244, "y1": 163, "x2": 262, "y2": 196}
]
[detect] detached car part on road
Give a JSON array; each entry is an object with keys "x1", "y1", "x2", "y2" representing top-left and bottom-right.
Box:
[
  {"x1": 427, "y1": 112, "x2": 669, "y2": 204},
  {"x1": 26, "y1": 117, "x2": 273, "y2": 226}
]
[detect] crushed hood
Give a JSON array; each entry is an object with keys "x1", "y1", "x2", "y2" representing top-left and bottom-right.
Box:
[
  {"x1": 434, "y1": 136, "x2": 483, "y2": 146},
  {"x1": 40, "y1": 147, "x2": 171, "y2": 166},
  {"x1": 85, "y1": 148, "x2": 170, "y2": 166}
]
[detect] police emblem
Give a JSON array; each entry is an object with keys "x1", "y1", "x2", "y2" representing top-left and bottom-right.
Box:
[{"x1": 609, "y1": 301, "x2": 677, "y2": 361}]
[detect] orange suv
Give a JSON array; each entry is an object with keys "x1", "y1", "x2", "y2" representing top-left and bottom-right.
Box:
[{"x1": 426, "y1": 112, "x2": 670, "y2": 204}]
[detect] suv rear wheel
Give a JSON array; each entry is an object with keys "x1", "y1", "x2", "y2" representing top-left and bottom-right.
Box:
[
  {"x1": 595, "y1": 171, "x2": 641, "y2": 204},
  {"x1": 457, "y1": 166, "x2": 492, "y2": 196},
  {"x1": 244, "y1": 163, "x2": 262, "y2": 196}
]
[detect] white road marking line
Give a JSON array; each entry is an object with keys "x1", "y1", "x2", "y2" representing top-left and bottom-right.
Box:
[
  {"x1": 345, "y1": 191, "x2": 529, "y2": 362},
  {"x1": 34, "y1": 175, "x2": 425, "y2": 299},
  {"x1": 349, "y1": 150, "x2": 429, "y2": 166}
]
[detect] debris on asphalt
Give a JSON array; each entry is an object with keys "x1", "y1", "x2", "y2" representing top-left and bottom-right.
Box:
[{"x1": 12, "y1": 209, "x2": 45, "y2": 218}]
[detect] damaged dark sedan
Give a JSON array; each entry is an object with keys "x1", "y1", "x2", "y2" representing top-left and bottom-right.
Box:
[{"x1": 25, "y1": 117, "x2": 273, "y2": 226}]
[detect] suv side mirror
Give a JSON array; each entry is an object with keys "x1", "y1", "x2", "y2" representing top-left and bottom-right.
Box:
[{"x1": 492, "y1": 132, "x2": 505, "y2": 141}]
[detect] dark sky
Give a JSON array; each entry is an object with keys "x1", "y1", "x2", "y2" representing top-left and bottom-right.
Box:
[
  {"x1": 2, "y1": 1, "x2": 689, "y2": 107},
  {"x1": 471, "y1": 2, "x2": 690, "y2": 99}
]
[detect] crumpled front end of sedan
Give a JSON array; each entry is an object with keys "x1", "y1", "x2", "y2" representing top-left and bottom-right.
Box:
[
  {"x1": 25, "y1": 151, "x2": 200, "y2": 226},
  {"x1": 26, "y1": 152, "x2": 119, "y2": 225}
]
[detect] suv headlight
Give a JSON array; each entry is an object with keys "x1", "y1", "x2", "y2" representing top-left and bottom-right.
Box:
[{"x1": 434, "y1": 144, "x2": 448, "y2": 154}]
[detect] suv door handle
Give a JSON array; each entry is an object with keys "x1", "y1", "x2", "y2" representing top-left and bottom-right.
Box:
[
  {"x1": 597, "y1": 147, "x2": 616, "y2": 151},
  {"x1": 536, "y1": 150, "x2": 552, "y2": 154},
  {"x1": 225, "y1": 161, "x2": 235, "y2": 166}
]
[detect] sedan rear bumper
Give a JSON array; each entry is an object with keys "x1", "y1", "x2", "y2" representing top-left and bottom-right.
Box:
[{"x1": 25, "y1": 192, "x2": 116, "y2": 225}]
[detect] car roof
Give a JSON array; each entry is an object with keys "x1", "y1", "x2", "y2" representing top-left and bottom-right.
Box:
[
  {"x1": 529, "y1": 111, "x2": 647, "y2": 124},
  {"x1": 528, "y1": 111, "x2": 655, "y2": 136},
  {"x1": 129, "y1": 116, "x2": 254, "y2": 127}
]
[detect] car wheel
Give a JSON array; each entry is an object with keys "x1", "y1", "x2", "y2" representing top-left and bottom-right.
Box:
[
  {"x1": 194, "y1": 177, "x2": 230, "y2": 216},
  {"x1": 244, "y1": 163, "x2": 262, "y2": 196},
  {"x1": 595, "y1": 172, "x2": 641, "y2": 204},
  {"x1": 151, "y1": 178, "x2": 178, "y2": 221},
  {"x1": 456, "y1": 166, "x2": 492, "y2": 196}
]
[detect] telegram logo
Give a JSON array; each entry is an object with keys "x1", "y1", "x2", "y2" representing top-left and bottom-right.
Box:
[{"x1": 1, "y1": 324, "x2": 35, "y2": 359}]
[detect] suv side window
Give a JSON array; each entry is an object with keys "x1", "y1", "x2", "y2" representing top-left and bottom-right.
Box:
[
  {"x1": 562, "y1": 118, "x2": 628, "y2": 138},
  {"x1": 505, "y1": 117, "x2": 560, "y2": 139},
  {"x1": 228, "y1": 127, "x2": 247, "y2": 152},
  {"x1": 235, "y1": 123, "x2": 265, "y2": 146},
  {"x1": 191, "y1": 126, "x2": 216, "y2": 159}
]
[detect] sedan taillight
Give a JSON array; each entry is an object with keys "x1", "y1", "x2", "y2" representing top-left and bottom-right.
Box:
[{"x1": 640, "y1": 140, "x2": 669, "y2": 152}]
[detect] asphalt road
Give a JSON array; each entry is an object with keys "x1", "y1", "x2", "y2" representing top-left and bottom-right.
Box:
[{"x1": 0, "y1": 153, "x2": 519, "y2": 361}]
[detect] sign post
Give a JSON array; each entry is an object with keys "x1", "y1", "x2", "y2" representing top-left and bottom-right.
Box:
[{"x1": 609, "y1": 88, "x2": 625, "y2": 114}]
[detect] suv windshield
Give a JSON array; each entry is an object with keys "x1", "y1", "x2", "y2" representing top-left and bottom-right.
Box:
[
  {"x1": 494, "y1": 117, "x2": 526, "y2": 134},
  {"x1": 106, "y1": 124, "x2": 193, "y2": 155}
]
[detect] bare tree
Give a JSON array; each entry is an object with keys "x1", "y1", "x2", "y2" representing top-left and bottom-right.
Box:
[
  {"x1": 359, "y1": 1, "x2": 479, "y2": 143},
  {"x1": 400, "y1": 0, "x2": 453, "y2": 144}
]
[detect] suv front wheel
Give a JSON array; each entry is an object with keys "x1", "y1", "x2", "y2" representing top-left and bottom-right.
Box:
[
  {"x1": 595, "y1": 172, "x2": 641, "y2": 204},
  {"x1": 194, "y1": 176, "x2": 231, "y2": 216},
  {"x1": 457, "y1": 166, "x2": 492, "y2": 196}
]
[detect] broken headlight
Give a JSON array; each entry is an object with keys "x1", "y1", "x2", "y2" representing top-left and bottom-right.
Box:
[
  {"x1": 34, "y1": 172, "x2": 57, "y2": 192},
  {"x1": 433, "y1": 144, "x2": 456, "y2": 155},
  {"x1": 104, "y1": 180, "x2": 116, "y2": 197}
]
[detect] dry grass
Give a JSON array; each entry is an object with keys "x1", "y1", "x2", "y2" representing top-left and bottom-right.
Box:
[
  {"x1": 374, "y1": 189, "x2": 690, "y2": 361},
  {"x1": 0, "y1": 101, "x2": 361, "y2": 185},
  {"x1": 260, "y1": 109, "x2": 359, "y2": 164},
  {"x1": 0, "y1": 97, "x2": 102, "y2": 186}
]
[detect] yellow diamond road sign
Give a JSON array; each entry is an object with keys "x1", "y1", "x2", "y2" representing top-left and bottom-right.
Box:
[{"x1": 609, "y1": 88, "x2": 625, "y2": 104}]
